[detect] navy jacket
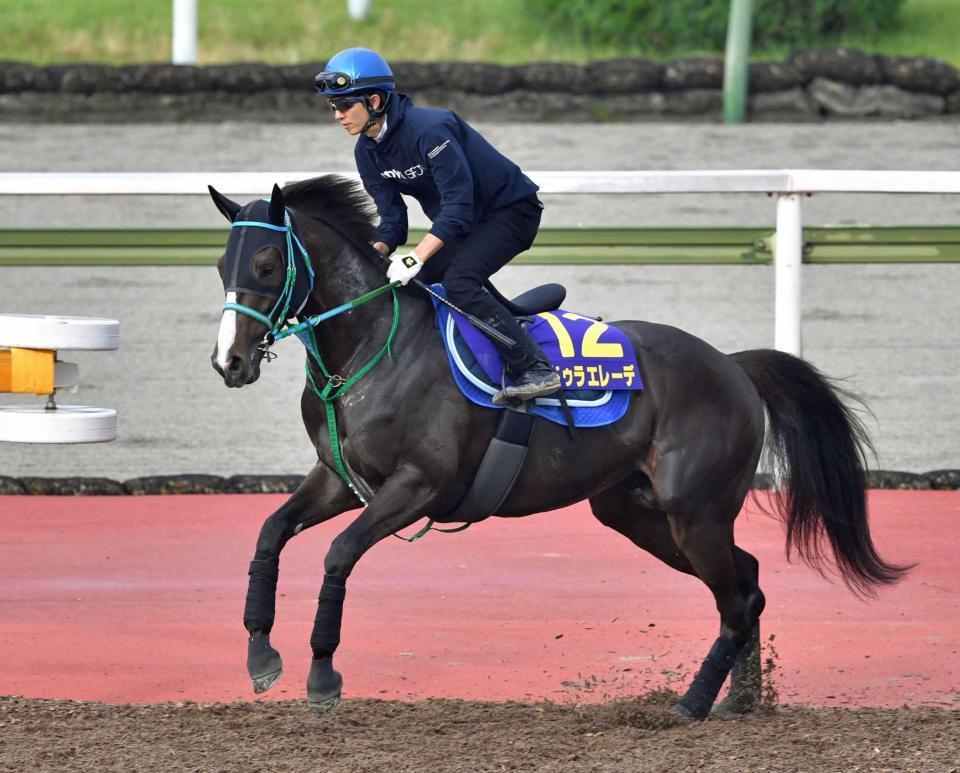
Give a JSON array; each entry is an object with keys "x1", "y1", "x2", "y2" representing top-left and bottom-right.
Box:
[{"x1": 355, "y1": 94, "x2": 539, "y2": 250}]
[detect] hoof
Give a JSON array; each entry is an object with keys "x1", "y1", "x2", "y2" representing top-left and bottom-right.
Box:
[
  {"x1": 307, "y1": 657, "x2": 343, "y2": 714},
  {"x1": 252, "y1": 668, "x2": 282, "y2": 695},
  {"x1": 671, "y1": 700, "x2": 707, "y2": 722},
  {"x1": 711, "y1": 691, "x2": 756, "y2": 718},
  {"x1": 247, "y1": 633, "x2": 283, "y2": 695},
  {"x1": 309, "y1": 692, "x2": 341, "y2": 714}
]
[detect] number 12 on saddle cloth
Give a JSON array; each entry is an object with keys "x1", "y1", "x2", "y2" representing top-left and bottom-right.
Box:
[{"x1": 535, "y1": 311, "x2": 642, "y2": 390}]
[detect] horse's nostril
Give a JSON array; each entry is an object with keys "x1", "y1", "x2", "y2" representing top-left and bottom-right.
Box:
[{"x1": 227, "y1": 355, "x2": 244, "y2": 376}]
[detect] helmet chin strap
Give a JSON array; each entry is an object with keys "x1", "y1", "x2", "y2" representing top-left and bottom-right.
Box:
[{"x1": 360, "y1": 91, "x2": 390, "y2": 134}]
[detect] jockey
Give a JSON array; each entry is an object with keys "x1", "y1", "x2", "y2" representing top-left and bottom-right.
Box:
[{"x1": 315, "y1": 47, "x2": 560, "y2": 404}]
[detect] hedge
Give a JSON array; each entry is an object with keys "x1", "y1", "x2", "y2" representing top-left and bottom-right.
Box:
[{"x1": 528, "y1": 0, "x2": 905, "y2": 50}]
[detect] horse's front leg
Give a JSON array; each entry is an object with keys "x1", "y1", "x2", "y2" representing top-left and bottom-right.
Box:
[
  {"x1": 306, "y1": 465, "x2": 435, "y2": 712},
  {"x1": 244, "y1": 462, "x2": 359, "y2": 694}
]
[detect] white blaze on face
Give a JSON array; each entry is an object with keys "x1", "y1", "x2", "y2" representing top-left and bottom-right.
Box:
[{"x1": 216, "y1": 291, "x2": 238, "y2": 371}]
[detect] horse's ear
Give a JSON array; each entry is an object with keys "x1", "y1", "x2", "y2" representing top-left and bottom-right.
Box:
[
  {"x1": 208, "y1": 185, "x2": 242, "y2": 223},
  {"x1": 268, "y1": 183, "x2": 286, "y2": 227}
]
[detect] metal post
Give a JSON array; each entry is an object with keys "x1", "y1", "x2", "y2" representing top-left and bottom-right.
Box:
[
  {"x1": 723, "y1": 0, "x2": 753, "y2": 124},
  {"x1": 172, "y1": 0, "x2": 198, "y2": 65},
  {"x1": 774, "y1": 193, "x2": 803, "y2": 356},
  {"x1": 348, "y1": 0, "x2": 371, "y2": 21}
]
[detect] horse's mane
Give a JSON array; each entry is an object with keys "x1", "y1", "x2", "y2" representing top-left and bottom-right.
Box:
[{"x1": 282, "y1": 175, "x2": 379, "y2": 245}]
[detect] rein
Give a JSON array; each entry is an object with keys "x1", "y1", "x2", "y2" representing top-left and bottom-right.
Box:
[{"x1": 268, "y1": 281, "x2": 398, "y2": 346}]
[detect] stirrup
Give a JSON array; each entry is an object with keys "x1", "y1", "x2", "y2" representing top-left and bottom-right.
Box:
[{"x1": 492, "y1": 373, "x2": 561, "y2": 405}]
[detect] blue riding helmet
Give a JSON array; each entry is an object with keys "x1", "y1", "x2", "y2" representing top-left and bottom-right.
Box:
[{"x1": 314, "y1": 48, "x2": 395, "y2": 95}]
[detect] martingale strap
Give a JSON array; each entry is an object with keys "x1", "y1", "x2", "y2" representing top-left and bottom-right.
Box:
[
  {"x1": 298, "y1": 291, "x2": 478, "y2": 543},
  {"x1": 302, "y1": 289, "x2": 400, "y2": 506}
]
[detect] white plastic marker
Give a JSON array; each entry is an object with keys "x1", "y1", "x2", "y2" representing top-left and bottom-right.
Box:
[{"x1": 0, "y1": 314, "x2": 120, "y2": 443}]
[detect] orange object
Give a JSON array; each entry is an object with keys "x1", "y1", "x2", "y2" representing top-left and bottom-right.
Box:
[{"x1": 0, "y1": 347, "x2": 55, "y2": 394}]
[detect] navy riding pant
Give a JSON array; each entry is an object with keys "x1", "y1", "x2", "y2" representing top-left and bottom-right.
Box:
[{"x1": 419, "y1": 196, "x2": 543, "y2": 322}]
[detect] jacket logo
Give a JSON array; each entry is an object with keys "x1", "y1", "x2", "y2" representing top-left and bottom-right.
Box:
[
  {"x1": 427, "y1": 140, "x2": 450, "y2": 159},
  {"x1": 381, "y1": 165, "x2": 425, "y2": 180}
]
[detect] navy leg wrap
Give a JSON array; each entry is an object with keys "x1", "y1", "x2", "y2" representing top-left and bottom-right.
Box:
[
  {"x1": 244, "y1": 558, "x2": 279, "y2": 634},
  {"x1": 677, "y1": 636, "x2": 740, "y2": 720},
  {"x1": 310, "y1": 574, "x2": 347, "y2": 658}
]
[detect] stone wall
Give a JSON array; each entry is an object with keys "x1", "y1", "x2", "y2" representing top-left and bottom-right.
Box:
[{"x1": 1, "y1": 48, "x2": 958, "y2": 122}]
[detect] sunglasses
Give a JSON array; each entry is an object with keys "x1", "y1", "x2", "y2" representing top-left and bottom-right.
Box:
[{"x1": 327, "y1": 96, "x2": 365, "y2": 112}]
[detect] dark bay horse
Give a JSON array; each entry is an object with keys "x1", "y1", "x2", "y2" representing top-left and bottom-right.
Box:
[{"x1": 209, "y1": 175, "x2": 909, "y2": 719}]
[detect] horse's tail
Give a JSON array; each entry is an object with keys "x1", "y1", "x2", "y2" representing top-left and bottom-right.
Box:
[{"x1": 731, "y1": 348, "x2": 912, "y2": 595}]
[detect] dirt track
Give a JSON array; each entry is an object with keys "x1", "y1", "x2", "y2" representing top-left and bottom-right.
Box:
[{"x1": 2, "y1": 695, "x2": 957, "y2": 772}]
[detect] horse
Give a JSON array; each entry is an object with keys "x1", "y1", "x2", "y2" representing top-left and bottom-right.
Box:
[{"x1": 208, "y1": 175, "x2": 910, "y2": 719}]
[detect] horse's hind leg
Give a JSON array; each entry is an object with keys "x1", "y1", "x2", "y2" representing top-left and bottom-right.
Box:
[
  {"x1": 664, "y1": 501, "x2": 764, "y2": 720},
  {"x1": 590, "y1": 481, "x2": 764, "y2": 720},
  {"x1": 590, "y1": 484, "x2": 697, "y2": 575},
  {"x1": 713, "y1": 547, "x2": 764, "y2": 716},
  {"x1": 243, "y1": 463, "x2": 358, "y2": 694}
]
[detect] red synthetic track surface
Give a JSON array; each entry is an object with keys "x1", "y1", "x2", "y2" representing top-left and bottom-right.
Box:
[{"x1": 1, "y1": 491, "x2": 957, "y2": 708}]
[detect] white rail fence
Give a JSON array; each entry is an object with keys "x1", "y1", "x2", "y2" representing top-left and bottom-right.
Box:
[{"x1": 2, "y1": 169, "x2": 959, "y2": 357}]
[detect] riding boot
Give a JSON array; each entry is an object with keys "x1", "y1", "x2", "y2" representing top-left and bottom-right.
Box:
[{"x1": 479, "y1": 307, "x2": 561, "y2": 404}]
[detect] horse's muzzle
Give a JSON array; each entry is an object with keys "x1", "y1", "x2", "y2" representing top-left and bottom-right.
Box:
[{"x1": 212, "y1": 350, "x2": 262, "y2": 388}]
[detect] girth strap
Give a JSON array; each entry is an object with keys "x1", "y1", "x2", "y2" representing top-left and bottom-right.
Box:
[
  {"x1": 402, "y1": 407, "x2": 535, "y2": 543},
  {"x1": 447, "y1": 407, "x2": 536, "y2": 522}
]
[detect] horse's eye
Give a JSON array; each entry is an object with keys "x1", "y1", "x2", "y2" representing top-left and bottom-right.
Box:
[{"x1": 253, "y1": 249, "x2": 282, "y2": 283}]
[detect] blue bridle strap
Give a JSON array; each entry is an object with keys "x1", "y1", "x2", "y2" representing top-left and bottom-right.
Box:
[
  {"x1": 222, "y1": 210, "x2": 315, "y2": 337},
  {"x1": 231, "y1": 220, "x2": 286, "y2": 231},
  {"x1": 222, "y1": 302, "x2": 274, "y2": 329}
]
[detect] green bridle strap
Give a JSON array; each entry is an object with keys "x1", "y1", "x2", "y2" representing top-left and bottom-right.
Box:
[
  {"x1": 301, "y1": 286, "x2": 472, "y2": 542},
  {"x1": 304, "y1": 287, "x2": 400, "y2": 506}
]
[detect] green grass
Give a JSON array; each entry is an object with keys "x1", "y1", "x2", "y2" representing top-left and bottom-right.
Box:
[
  {"x1": 0, "y1": 0, "x2": 957, "y2": 67},
  {"x1": 751, "y1": 0, "x2": 960, "y2": 66},
  {"x1": 830, "y1": 0, "x2": 960, "y2": 66}
]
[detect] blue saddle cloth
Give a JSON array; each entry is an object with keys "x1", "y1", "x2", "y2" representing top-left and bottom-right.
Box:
[{"x1": 429, "y1": 285, "x2": 640, "y2": 428}]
